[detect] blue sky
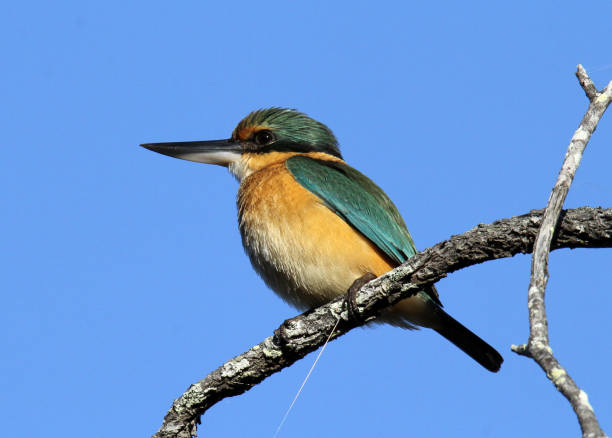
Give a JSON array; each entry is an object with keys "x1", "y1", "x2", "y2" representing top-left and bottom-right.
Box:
[{"x1": 2, "y1": 1, "x2": 611, "y2": 437}]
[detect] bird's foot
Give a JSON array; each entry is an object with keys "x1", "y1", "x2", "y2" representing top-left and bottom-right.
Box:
[
  {"x1": 273, "y1": 320, "x2": 293, "y2": 348},
  {"x1": 345, "y1": 273, "x2": 376, "y2": 323}
]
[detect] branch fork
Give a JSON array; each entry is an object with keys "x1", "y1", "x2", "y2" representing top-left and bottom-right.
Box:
[
  {"x1": 154, "y1": 65, "x2": 612, "y2": 438},
  {"x1": 510, "y1": 65, "x2": 612, "y2": 438}
]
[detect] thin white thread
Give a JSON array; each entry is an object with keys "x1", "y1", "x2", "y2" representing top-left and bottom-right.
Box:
[{"x1": 272, "y1": 314, "x2": 342, "y2": 438}]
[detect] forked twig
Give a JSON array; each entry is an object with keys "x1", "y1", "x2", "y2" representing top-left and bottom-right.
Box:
[
  {"x1": 511, "y1": 65, "x2": 612, "y2": 438},
  {"x1": 154, "y1": 207, "x2": 612, "y2": 438}
]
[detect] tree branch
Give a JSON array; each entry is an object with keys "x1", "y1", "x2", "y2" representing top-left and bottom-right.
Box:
[
  {"x1": 510, "y1": 67, "x2": 612, "y2": 438},
  {"x1": 154, "y1": 206, "x2": 612, "y2": 438},
  {"x1": 576, "y1": 64, "x2": 599, "y2": 101}
]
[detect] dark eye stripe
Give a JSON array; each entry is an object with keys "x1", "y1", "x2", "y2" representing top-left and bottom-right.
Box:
[
  {"x1": 254, "y1": 140, "x2": 343, "y2": 159},
  {"x1": 253, "y1": 130, "x2": 276, "y2": 146}
]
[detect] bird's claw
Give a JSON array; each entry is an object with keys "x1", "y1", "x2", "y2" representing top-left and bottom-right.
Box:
[
  {"x1": 345, "y1": 272, "x2": 376, "y2": 323},
  {"x1": 273, "y1": 321, "x2": 292, "y2": 348}
]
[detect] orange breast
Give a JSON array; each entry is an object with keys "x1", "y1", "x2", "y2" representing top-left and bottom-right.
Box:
[
  {"x1": 237, "y1": 153, "x2": 435, "y2": 329},
  {"x1": 238, "y1": 159, "x2": 395, "y2": 310}
]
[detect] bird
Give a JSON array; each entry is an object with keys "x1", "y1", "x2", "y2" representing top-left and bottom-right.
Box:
[{"x1": 141, "y1": 108, "x2": 503, "y2": 372}]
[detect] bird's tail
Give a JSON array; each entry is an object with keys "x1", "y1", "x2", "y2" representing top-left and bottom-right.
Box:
[{"x1": 431, "y1": 306, "x2": 503, "y2": 372}]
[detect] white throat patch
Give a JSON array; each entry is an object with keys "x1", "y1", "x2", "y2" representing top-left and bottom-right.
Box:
[{"x1": 228, "y1": 157, "x2": 253, "y2": 182}]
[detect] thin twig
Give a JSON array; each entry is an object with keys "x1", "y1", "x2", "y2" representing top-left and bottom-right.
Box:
[
  {"x1": 154, "y1": 207, "x2": 612, "y2": 438},
  {"x1": 511, "y1": 65, "x2": 612, "y2": 438},
  {"x1": 576, "y1": 65, "x2": 599, "y2": 101}
]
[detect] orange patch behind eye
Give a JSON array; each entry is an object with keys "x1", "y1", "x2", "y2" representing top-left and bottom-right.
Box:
[{"x1": 235, "y1": 125, "x2": 270, "y2": 141}]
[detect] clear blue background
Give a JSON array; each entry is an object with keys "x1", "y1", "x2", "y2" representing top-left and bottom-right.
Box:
[{"x1": 2, "y1": 1, "x2": 611, "y2": 437}]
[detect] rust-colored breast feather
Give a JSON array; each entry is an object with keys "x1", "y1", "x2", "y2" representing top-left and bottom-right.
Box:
[{"x1": 237, "y1": 155, "x2": 395, "y2": 310}]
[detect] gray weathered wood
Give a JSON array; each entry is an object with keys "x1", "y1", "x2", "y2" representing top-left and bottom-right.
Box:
[
  {"x1": 511, "y1": 65, "x2": 612, "y2": 438},
  {"x1": 155, "y1": 206, "x2": 612, "y2": 438}
]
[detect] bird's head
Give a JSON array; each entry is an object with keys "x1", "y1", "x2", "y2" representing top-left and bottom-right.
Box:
[{"x1": 141, "y1": 108, "x2": 342, "y2": 180}]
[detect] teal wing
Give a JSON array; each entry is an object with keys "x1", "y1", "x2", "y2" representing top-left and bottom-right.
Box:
[
  {"x1": 287, "y1": 157, "x2": 504, "y2": 371},
  {"x1": 285, "y1": 155, "x2": 417, "y2": 265}
]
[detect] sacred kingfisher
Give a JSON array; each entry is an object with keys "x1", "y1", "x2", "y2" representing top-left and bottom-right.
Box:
[{"x1": 141, "y1": 108, "x2": 503, "y2": 372}]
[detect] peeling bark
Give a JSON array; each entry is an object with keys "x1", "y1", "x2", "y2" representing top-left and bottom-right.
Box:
[
  {"x1": 154, "y1": 207, "x2": 612, "y2": 438},
  {"x1": 154, "y1": 65, "x2": 612, "y2": 438},
  {"x1": 510, "y1": 65, "x2": 612, "y2": 438}
]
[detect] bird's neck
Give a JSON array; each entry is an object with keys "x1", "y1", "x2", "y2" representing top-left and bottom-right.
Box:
[{"x1": 229, "y1": 151, "x2": 344, "y2": 182}]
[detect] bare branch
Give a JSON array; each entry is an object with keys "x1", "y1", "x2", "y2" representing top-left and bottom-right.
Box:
[
  {"x1": 576, "y1": 64, "x2": 599, "y2": 101},
  {"x1": 154, "y1": 207, "x2": 612, "y2": 438},
  {"x1": 511, "y1": 66, "x2": 612, "y2": 438}
]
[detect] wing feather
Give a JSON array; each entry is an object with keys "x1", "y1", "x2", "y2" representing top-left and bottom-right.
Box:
[{"x1": 286, "y1": 156, "x2": 416, "y2": 265}]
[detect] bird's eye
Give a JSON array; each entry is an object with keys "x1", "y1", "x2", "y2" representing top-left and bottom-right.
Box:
[{"x1": 253, "y1": 130, "x2": 276, "y2": 146}]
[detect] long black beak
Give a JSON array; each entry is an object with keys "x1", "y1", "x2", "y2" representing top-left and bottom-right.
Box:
[{"x1": 140, "y1": 139, "x2": 242, "y2": 166}]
